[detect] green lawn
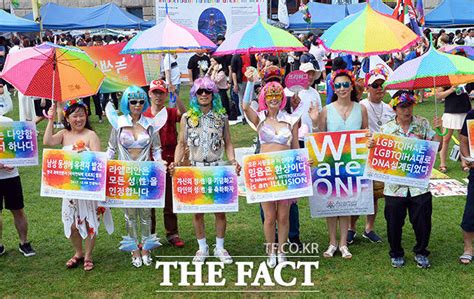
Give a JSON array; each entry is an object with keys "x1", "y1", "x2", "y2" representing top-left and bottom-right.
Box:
[{"x1": 0, "y1": 87, "x2": 473, "y2": 297}]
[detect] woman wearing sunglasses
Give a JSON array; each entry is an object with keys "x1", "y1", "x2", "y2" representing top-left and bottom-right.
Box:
[
  {"x1": 106, "y1": 86, "x2": 162, "y2": 268},
  {"x1": 171, "y1": 77, "x2": 240, "y2": 264},
  {"x1": 317, "y1": 69, "x2": 369, "y2": 259}
]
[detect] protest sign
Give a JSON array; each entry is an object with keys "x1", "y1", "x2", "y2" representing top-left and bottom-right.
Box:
[
  {"x1": 305, "y1": 130, "x2": 374, "y2": 218},
  {"x1": 172, "y1": 166, "x2": 238, "y2": 213},
  {"x1": 364, "y1": 133, "x2": 439, "y2": 188},
  {"x1": 234, "y1": 147, "x2": 256, "y2": 197},
  {"x1": 80, "y1": 42, "x2": 148, "y2": 93},
  {"x1": 102, "y1": 160, "x2": 166, "y2": 208},
  {"x1": 467, "y1": 120, "x2": 474, "y2": 158},
  {"x1": 429, "y1": 179, "x2": 467, "y2": 197},
  {"x1": 242, "y1": 149, "x2": 313, "y2": 203},
  {"x1": 0, "y1": 121, "x2": 37, "y2": 166},
  {"x1": 41, "y1": 149, "x2": 107, "y2": 200}
]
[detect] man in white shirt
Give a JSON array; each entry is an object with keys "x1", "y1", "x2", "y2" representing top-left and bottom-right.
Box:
[
  {"x1": 348, "y1": 66, "x2": 395, "y2": 245},
  {"x1": 465, "y1": 29, "x2": 474, "y2": 47},
  {"x1": 163, "y1": 53, "x2": 181, "y2": 99}
]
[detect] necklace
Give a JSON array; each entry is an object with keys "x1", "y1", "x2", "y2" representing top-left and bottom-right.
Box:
[
  {"x1": 336, "y1": 102, "x2": 353, "y2": 122},
  {"x1": 368, "y1": 101, "x2": 383, "y2": 126}
]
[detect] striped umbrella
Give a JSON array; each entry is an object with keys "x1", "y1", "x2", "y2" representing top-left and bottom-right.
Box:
[
  {"x1": 1, "y1": 42, "x2": 104, "y2": 102},
  {"x1": 439, "y1": 45, "x2": 474, "y2": 60},
  {"x1": 212, "y1": 9, "x2": 306, "y2": 56},
  {"x1": 318, "y1": 3, "x2": 420, "y2": 56}
]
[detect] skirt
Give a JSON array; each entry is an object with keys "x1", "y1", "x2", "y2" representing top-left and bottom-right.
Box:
[{"x1": 442, "y1": 113, "x2": 467, "y2": 130}]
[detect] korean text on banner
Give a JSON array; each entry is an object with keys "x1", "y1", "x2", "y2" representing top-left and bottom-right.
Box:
[
  {"x1": 0, "y1": 121, "x2": 38, "y2": 166},
  {"x1": 80, "y1": 42, "x2": 147, "y2": 93},
  {"x1": 305, "y1": 130, "x2": 374, "y2": 218},
  {"x1": 41, "y1": 149, "x2": 107, "y2": 201},
  {"x1": 172, "y1": 166, "x2": 238, "y2": 213},
  {"x1": 364, "y1": 133, "x2": 439, "y2": 188},
  {"x1": 243, "y1": 149, "x2": 313, "y2": 204},
  {"x1": 102, "y1": 160, "x2": 166, "y2": 208},
  {"x1": 466, "y1": 120, "x2": 474, "y2": 158}
]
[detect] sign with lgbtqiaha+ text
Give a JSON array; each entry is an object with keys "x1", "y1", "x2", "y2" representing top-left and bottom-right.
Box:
[
  {"x1": 364, "y1": 133, "x2": 439, "y2": 188},
  {"x1": 0, "y1": 121, "x2": 37, "y2": 166},
  {"x1": 41, "y1": 149, "x2": 107, "y2": 200},
  {"x1": 466, "y1": 120, "x2": 474, "y2": 158},
  {"x1": 172, "y1": 166, "x2": 238, "y2": 213},
  {"x1": 242, "y1": 149, "x2": 313, "y2": 203},
  {"x1": 102, "y1": 160, "x2": 166, "y2": 208},
  {"x1": 305, "y1": 130, "x2": 373, "y2": 218}
]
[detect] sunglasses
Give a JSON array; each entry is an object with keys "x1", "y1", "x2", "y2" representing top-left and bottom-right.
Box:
[
  {"x1": 370, "y1": 82, "x2": 384, "y2": 89},
  {"x1": 196, "y1": 89, "x2": 213, "y2": 95},
  {"x1": 129, "y1": 100, "x2": 145, "y2": 106},
  {"x1": 334, "y1": 82, "x2": 351, "y2": 89}
]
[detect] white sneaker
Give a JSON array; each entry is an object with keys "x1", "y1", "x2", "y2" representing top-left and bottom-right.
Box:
[
  {"x1": 142, "y1": 254, "x2": 152, "y2": 266},
  {"x1": 277, "y1": 252, "x2": 287, "y2": 264},
  {"x1": 267, "y1": 253, "x2": 277, "y2": 268},
  {"x1": 213, "y1": 247, "x2": 233, "y2": 264},
  {"x1": 132, "y1": 255, "x2": 142, "y2": 268},
  {"x1": 193, "y1": 247, "x2": 209, "y2": 263}
]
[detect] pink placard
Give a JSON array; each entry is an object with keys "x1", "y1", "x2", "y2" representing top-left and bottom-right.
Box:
[{"x1": 284, "y1": 70, "x2": 309, "y2": 92}]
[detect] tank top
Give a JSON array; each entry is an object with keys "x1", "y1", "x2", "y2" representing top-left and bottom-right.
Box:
[{"x1": 326, "y1": 102, "x2": 362, "y2": 132}]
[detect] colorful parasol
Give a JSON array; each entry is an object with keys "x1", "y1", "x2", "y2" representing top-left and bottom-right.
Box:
[
  {"x1": 439, "y1": 45, "x2": 474, "y2": 60},
  {"x1": 212, "y1": 9, "x2": 306, "y2": 56},
  {"x1": 121, "y1": 15, "x2": 216, "y2": 54},
  {"x1": 1, "y1": 42, "x2": 104, "y2": 102},
  {"x1": 318, "y1": 4, "x2": 420, "y2": 56}
]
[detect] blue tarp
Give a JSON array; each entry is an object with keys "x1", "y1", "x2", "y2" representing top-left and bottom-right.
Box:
[
  {"x1": 24, "y1": 2, "x2": 146, "y2": 30},
  {"x1": 288, "y1": 0, "x2": 393, "y2": 30},
  {"x1": 425, "y1": 0, "x2": 474, "y2": 27},
  {"x1": 141, "y1": 19, "x2": 156, "y2": 29},
  {"x1": 0, "y1": 9, "x2": 39, "y2": 32}
]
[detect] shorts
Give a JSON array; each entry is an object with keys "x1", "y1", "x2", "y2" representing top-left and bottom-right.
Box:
[
  {"x1": 373, "y1": 181, "x2": 385, "y2": 200},
  {"x1": 442, "y1": 113, "x2": 466, "y2": 130},
  {"x1": 0, "y1": 176, "x2": 24, "y2": 210}
]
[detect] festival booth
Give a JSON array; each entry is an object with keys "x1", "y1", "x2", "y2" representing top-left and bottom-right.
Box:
[
  {"x1": 288, "y1": 0, "x2": 393, "y2": 30},
  {"x1": 425, "y1": 0, "x2": 474, "y2": 27},
  {"x1": 23, "y1": 2, "x2": 146, "y2": 30},
  {"x1": 0, "y1": 9, "x2": 39, "y2": 32}
]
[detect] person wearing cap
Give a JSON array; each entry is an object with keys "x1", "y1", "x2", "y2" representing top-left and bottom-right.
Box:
[
  {"x1": 367, "y1": 90, "x2": 443, "y2": 269},
  {"x1": 349, "y1": 67, "x2": 395, "y2": 245},
  {"x1": 143, "y1": 80, "x2": 186, "y2": 248}
]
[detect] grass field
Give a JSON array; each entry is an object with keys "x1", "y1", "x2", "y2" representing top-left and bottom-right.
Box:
[{"x1": 0, "y1": 86, "x2": 473, "y2": 297}]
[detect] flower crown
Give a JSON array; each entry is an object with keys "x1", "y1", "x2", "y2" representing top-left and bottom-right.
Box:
[
  {"x1": 63, "y1": 99, "x2": 88, "y2": 116},
  {"x1": 365, "y1": 65, "x2": 389, "y2": 86},
  {"x1": 330, "y1": 69, "x2": 355, "y2": 89},
  {"x1": 389, "y1": 92, "x2": 417, "y2": 108}
]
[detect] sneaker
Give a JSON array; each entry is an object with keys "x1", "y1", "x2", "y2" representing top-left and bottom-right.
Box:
[
  {"x1": 266, "y1": 253, "x2": 277, "y2": 268},
  {"x1": 414, "y1": 254, "x2": 431, "y2": 269},
  {"x1": 98, "y1": 117, "x2": 103, "y2": 124},
  {"x1": 132, "y1": 255, "x2": 143, "y2": 268},
  {"x1": 362, "y1": 231, "x2": 383, "y2": 243},
  {"x1": 142, "y1": 254, "x2": 153, "y2": 266},
  {"x1": 19, "y1": 242, "x2": 36, "y2": 257},
  {"x1": 213, "y1": 247, "x2": 233, "y2": 264},
  {"x1": 168, "y1": 236, "x2": 185, "y2": 248},
  {"x1": 347, "y1": 230, "x2": 356, "y2": 245},
  {"x1": 391, "y1": 257, "x2": 405, "y2": 268},
  {"x1": 0, "y1": 245, "x2": 5, "y2": 256},
  {"x1": 339, "y1": 245, "x2": 352, "y2": 259},
  {"x1": 277, "y1": 252, "x2": 287, "y2": 264},
  {"x1": 193, "y1": 247, "x2": 209, "y2": 263}
]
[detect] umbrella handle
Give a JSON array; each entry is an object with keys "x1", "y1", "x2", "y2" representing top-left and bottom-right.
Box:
[
  {"x1": 42, "y1": 109, "x2": 52, "y2": 119},
  {"x1": 435, "y1": 127, "x2": 449, "y2": 137}
]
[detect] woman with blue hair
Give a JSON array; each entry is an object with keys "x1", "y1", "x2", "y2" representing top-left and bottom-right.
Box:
[{"x1": 106, "y1": 85, "x2": 163, "y2": 268}]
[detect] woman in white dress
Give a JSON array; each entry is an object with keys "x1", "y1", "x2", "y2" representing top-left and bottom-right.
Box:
[{"x1": 43, "y1": 99, "x2": 114, "y2": 271}]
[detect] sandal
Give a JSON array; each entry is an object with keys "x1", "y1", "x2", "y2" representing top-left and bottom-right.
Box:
[
  {"x1": 459, "y1": 254, "x2": 472, "y2": 265},
  {"x1": 439, "y1": 166, "x2": 448, "y2": 173},
  {"x1": 323, "y1": 244, "x2": 338, "y2": 258},
  {"x1": 66, "y1": 256, "x2": 84, "y2": 269},
  {"x1": 83, "y1": 259, "x2": 94, "y2": 271}
]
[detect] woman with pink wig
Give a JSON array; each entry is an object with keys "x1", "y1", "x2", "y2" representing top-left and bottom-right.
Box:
[{"x1": 242, "y1": 69, "x2": 314, "y2": 268}]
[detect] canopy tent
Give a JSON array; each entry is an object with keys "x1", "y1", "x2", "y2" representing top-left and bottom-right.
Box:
[
  {"x1": 288, "y1": 0, "x2": 393, "y2": 30},
  {"x1": 141, "y1": 19, "x2": 156, "y2": 29},
  {"x1": 0, "y1": 9, "x2": 39, "y2": 32},
  {"x1": 425, "y1": 0, "x2": 474, "y2": 27},
  {"x1": 24, "y1": 2, "x2": 146, "y2": 30}
]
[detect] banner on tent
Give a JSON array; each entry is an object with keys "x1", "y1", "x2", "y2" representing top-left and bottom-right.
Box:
[
  {"x1": 305, "y1": 130, "x2": 374, "y2": 218},
  {"x1": 102, "y1": 160, "x2": 166, "y2": 208},
  {"x1": 40, "y1": 149, "x2": 107, "y2": 200},
  {"x1": 80, "y1": 42, "x2": 148, "y2": 93},
  {"x1": 172, "y1": 166, "x2": 239, "y2": 213},
  {"x1": 242, "y1": 149, "x2": 313, "y2": 204},
  {"x1": 364, "y1": 133, "x2": 439, "y2": 188},
  {"x1": 0, "y1": 121, "x2": 38, "y2": 166}
]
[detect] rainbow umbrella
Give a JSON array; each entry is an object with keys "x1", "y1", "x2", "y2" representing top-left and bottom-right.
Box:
[
  {"x1": 121, "y1": 13, "x2": 216, "y2": 54},
  {"x1": 318, "y1": 4, "x2": 420, "y2": 56},
  {"x1": 439, "y1": 45, "x2": 474, "y2": 60},
  {"x1": 1, "y1": 42, "x2": 104, "y2": 102},
  {"x1": 212, "y1": 10, "x2": 306, "y2": 55}
]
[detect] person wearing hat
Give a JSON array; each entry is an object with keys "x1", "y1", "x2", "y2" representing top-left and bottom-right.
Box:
[
  {"x1": 349, "y1": 67, "x2": 395, "y2": 245},
  {"x1": 367, "y1": 91, "x2": 443, "y2": 269},
  {"x1": 143, "y1": 80, "x2": 186, "y2": 248}
]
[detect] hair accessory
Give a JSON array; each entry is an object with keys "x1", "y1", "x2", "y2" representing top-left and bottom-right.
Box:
[
  {"x1": 63, "y1": 99, "x2": 88, "y2": 116},
  {"x1": 365, "y1": 65, "x2": 389, "y2": 87},
  {"x1": 389, "y1": 92, "x2": 417, "y2": 108},
  {"x1": 330, "y1": 69, "x2": 355, "y2": 89}
]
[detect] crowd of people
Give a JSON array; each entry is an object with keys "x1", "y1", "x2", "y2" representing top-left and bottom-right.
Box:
[{"x1": 0, "y1": 27, "x2": 473, "y2": 272}]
